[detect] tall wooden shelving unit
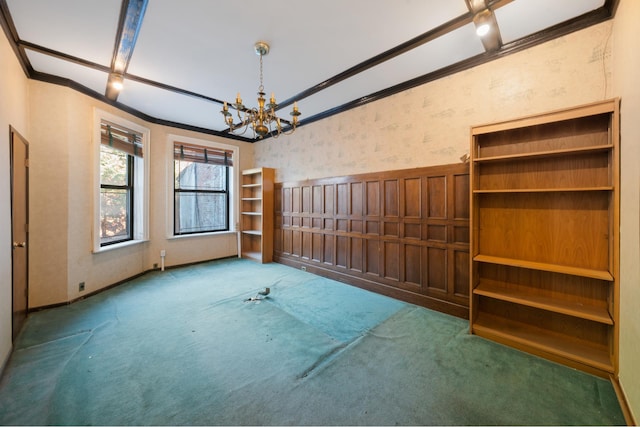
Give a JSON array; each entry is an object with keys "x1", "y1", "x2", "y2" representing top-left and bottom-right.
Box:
[
  {"x1": 240, "y1": 167, "x2": 274, "y2": 263},
  {"x1": 469, "y1": 99, "x2": 620, "y2": 378}
]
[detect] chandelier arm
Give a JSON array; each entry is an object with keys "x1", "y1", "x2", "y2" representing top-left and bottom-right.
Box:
[
  {"x1": 265, "y1": 116, "x2": 298, "y2": 139},
  {"x1": 228, "y1": 121, "x2": 251, "y2": 137},
  {"x1": 227, "y1": 110, "x2": 255, "y2": 136}
]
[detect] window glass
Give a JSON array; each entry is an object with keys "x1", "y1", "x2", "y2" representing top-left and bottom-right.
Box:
[
  {"x1": 174, "y1": 157, "x2": 230, "y2": 234},
  {"x1": 100, "y1": 144, "x2": 133, "y2": 245},
  {"x1": 100, "y1": 145, "x2": 128, "y2": 186}
]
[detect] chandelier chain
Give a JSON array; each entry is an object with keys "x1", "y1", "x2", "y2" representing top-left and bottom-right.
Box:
[{"x1": 258, "y1": 53, "x2": 264, "y2": 93}]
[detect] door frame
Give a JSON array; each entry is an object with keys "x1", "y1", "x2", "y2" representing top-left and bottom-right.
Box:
[{"x1": 9, "y1": 125, "x2": 29, "y2": 341}]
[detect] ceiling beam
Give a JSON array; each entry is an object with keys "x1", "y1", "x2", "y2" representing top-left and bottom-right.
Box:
[
  {"x1": 276, "y1": 0, "x2": 515, "y2": 112},
  {"x1": 105, "y1": 0, "x2": 148, "y2": 101},
  {"x1": 293, "y1": 0, "x2": 619, "y2": 133},
  {"x1": 277, "y1": 12, "x2": 473, "y2": 111}
]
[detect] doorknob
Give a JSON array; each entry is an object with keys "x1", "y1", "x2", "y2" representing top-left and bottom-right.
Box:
[{"x1": 12, "y1": 241, "x2": 26, "y2": 249}]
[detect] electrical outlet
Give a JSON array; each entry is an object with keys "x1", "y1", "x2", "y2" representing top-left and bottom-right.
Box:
[
  {"x1": 153, "y1": 263, "x2": 158, "y2": 269},
  {"x1": 79, "y1": 282, "x2": 85, "y2": 292},
  {"x1": 301, "y1": 266, "x2": 307, "y2": 271},
  {"x1": 160, "y1": 250, "x2": 166, "y2": 257}
]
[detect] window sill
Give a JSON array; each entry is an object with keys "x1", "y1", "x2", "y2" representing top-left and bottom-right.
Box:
[
  {"x1": 93, "y1": 239, "x2": 148, "y2": 254},
  {"x1": 167, "y1": 230, "x2": 238, "y2": 240}
]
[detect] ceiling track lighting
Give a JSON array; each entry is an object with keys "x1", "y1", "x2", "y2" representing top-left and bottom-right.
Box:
[
  {"x1": 105, "y1": 73, "x2": 125, "y2": 101},
  {"x1": 474, "y1": 9, "x2": 493, "y2": 37},
  {"x1": 465, "y1": 0, "x2": 501, "y2": 52},
  {"x1": 221, "y1": 41, "x2": 301, "y2": 140},
  {"x1": 110, "y1": 73, "x2": 124, "y2": 91}
]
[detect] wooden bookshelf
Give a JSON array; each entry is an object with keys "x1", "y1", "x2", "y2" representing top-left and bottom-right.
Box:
[
  {"x1": 240, "y1": 167, "x2": 274, "y2": 263},
  {"x1": 469, "y1": 99, "x2": 620, "y2": 378}
]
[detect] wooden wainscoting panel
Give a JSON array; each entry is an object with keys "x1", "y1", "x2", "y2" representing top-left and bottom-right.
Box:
[
  {"x1": 427, "y1": 175, "x2": 447, "y2": 218},
  {"x1": 292, "y1": 230, "x2": 302, "y2": 258},
  {"x1": 302, "y1": 231, "x2": 312, "y2": 260},
  {"x1": 351, "y1": 237, "x2": 364, "y2": 273},
  {"x1": 404, "y1": 243, "x2": 422, "y2": 287},
  {"x1": 337, "y1": 235, "x2": 348, "y2": 268},
  {"x1": 384, "y1": 241, "x2": 401, "y2": 282},
  {"x1": 453, "y1": 249, "x2": 470, "y2": 303},
  {"x1": 312, "y1": 233, "x2": 323, "y2": 262},
  {"x1": 274, "y1": 163, "x2": 470, "y2": 318},
  {"x1": 366, "y1": 239, "x2": 380, "y2": 276},
  {"x1": 324, "y1": 234, "x2": 334, "y2": 265},
  {"x1": 427, "y1": 246, "x2": 447, "y2": 291}
]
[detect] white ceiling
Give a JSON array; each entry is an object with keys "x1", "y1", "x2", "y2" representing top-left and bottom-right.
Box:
[{"x1": 1, "y1": 0, "x2": 614, "y2": 141}]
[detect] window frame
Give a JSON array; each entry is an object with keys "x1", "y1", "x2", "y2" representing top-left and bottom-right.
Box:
[
  {"x1": 99, "y1": 145, "x2": 135, "y2": 245},
  {"x1": 166, "y1": 134, "x2": 239, "y2": 239},
  {"x1": 93, "y1": 109, "x2": 150, "y2": 252},
  {"x1": 174, "y1": 157, "x2": 230, "y2": 235}
]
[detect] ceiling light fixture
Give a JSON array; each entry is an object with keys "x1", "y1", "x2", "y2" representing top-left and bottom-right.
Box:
[
  {"x1": 470, "y1": 7, "x2": 501, "y2": 52},
  {"x1": 473, "y1": 10, "x2": 492, "y2": 37},
  {"x1": 110, "y1": 73, "x2": 124, "y2": 91},
  {"x1": 105, "y1": 73, "x2": 125, "y2": 100},
  {"x1": 221, "y1": 41, "x2": 301, "y2": 139}
]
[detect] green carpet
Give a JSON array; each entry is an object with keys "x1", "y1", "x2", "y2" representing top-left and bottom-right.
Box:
[{"x1": 0, "y1": 258, "x2": 626, "y2": 425}]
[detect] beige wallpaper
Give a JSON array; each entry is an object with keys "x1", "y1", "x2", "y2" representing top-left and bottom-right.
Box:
[
  {"x1": 0, "y1": 21, "x2": 30, "y2": 368},
  {"x1": 255, "y1": 21, "x2": 613, "y2": 183},
  {"x1": 26, "y1": 82, "x2": 256, "y2": 307}
]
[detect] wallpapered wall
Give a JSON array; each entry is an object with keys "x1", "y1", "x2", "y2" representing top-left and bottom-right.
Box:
[
  {"x1": 255, "y1": 21, "x2": 613, "y2": 183},
  {"x1": 0, "y1": 20, "x2": 29, "y2": 372},
  {"x1": 26, "y1": 82, "x2": 255, "y2": 307}
]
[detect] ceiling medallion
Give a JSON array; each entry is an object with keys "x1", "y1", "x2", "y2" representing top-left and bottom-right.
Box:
[{"x1": 221, "y1": 41, "x2": 301, "y2": 139}]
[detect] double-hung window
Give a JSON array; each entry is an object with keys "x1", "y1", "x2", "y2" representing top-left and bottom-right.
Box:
[
  {"x1": 173, "y1": 142, "x2": 234, "y2": 235},
  {"x1": 99, "y1": 121, "x2": 143, "y2": 245},
  {"x1": 94, "y1": 111, "x2": 149, "y2": 252}
]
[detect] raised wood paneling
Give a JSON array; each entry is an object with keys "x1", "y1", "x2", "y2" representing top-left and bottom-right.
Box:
[
  {"x1": 427, "y1": 247, "x2": 447, "y2": 291},
  {"x1": 274, "y1": 163, "x2": 470, "y2": 318}
]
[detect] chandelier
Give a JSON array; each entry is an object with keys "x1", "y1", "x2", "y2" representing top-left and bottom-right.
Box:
[{"x1": 221, "y1": 41, "x2": 301, "y2": 139}]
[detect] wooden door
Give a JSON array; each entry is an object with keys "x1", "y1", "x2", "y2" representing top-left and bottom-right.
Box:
[{"x1": 10, "y1": 126, "x2": 29, "y2": 341}]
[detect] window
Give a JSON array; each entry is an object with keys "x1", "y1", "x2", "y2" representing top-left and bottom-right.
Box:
[
  {"x1": 94, "y1": 110, "x2": 149, "y2": 252},
  {"x1": 100, "y1": 142, "x2": 135, "y2": 245},
  {"x1": 173, "y1": 142, "x2": 234, "y2": 235}
]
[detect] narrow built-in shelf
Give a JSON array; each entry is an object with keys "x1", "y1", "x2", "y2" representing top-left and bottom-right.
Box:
[
  {"x1": 473, "y1": 281, "x2": 613, "y2": 325},
  {"x1": 473, "y1": 254, "x2": 614, "y2": 281},
  {"x1": 473, "y1": 314, "x2": 613, "y2": 373},
  {"x1": 475, "y1": 144, "x2": 613, "y2": 163},
  {"x1": 240, "y1": 167, "x2": 274, "y2": 263},
  {"x1": 473, "y1": 187, "x2": 613, "y2": 194}
]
